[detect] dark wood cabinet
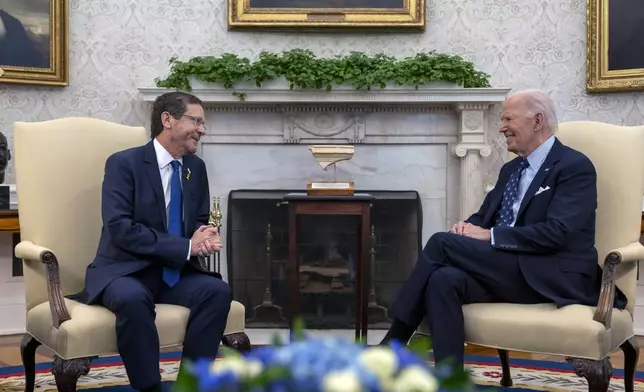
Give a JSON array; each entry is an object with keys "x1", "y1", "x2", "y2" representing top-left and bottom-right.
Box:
[{"x1": 284, "y1": 193, "x2": 374, "y2": 341}]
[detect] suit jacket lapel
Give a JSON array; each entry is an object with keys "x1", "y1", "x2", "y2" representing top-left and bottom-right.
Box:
[
  {"x1": 181, "y1": 157, "x2": 194, "y2": 235},
  {"x1": 143, "y1": 141, "x2": 168, "y2": 229},
  {"x1": 516, "y1": 138, "x2": 563, "y2": 219},
  {"x1": 483, "y1": 175, "x2": 507, "y2": 227}
]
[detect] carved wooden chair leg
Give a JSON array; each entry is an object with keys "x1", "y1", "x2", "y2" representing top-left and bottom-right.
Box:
[
  {"x1": 20, "y1": 334, "x2": 41, "y2": 392},
  {"x1": 620, "y1": 336, "x2": 639, "y2": 392},
  {"x1": 222, "y1": 332, "x2": 252, "y2": 353},
  {"x1": 51, "y1": 355, "x2": 97, "y2": 392},
  {"x1": 497, "y1": 349, "x2": 513, "y2": 387},
  {"x1": 565, "y1": 357, "x2": 612, "y2": 392}
]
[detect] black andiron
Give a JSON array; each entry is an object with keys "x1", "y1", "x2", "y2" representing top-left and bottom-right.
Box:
[
  {"x1": 248, "y1": 223, "x2": 288, "y2": 324},
  {"x1": 367, "y1": 225, "x2": 390, "y2": 324}
]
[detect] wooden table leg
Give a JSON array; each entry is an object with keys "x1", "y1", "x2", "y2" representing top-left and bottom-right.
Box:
[
  {"x1": 288, "y1": 204, "x2": 299, "y2": 335},
  {"x1": 360, "y1": 203, "x2": 371, "y2": 341},
  {"x1": 356, "y1": 215, "x2": 363, "y2": 341}
]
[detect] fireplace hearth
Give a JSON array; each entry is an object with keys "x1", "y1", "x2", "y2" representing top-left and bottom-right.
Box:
[{"x1": 226, "y1": 189, "x2": 422, "y2": 330}]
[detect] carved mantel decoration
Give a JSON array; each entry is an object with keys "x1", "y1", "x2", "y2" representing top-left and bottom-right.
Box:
[{"x1": 138, "y1": 85, "x2": 511, "y2": 223}]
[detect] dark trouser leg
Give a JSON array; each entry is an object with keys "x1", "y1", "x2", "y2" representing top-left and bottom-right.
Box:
[
  {"x1": 99, "y1": 275, "x2": 160, "y2": 390},
  {"x1": 157, "y1": 272, "x2": 232, "y2": 361},
  {"x1": 386, "y1": 232, "x2": 546, "y2": 354},
  {"x1": 424, "y1": 266, "x2": 496, "y2": 367}
]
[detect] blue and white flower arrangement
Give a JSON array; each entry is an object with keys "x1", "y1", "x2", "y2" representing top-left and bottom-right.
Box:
[{"x1": 172, "y1": 321, "x2": 473, "y2": 392}]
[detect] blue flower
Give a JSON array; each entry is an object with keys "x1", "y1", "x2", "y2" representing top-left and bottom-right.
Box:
[
  {"x1": 191, "y1": 358, "x2": 240, "y2": 392},
  {"x1": 184, "y1": 334, "x2": 469, "y2": 392}
]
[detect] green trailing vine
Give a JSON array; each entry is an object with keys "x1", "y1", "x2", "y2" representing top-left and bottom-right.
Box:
[{"x1": 154, "y1": 49, "x2": 491, "y2": 93}]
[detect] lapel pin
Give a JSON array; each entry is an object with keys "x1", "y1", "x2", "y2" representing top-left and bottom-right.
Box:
[{"x1": 186, "y1": 168, "x2": 191, "y2": 181}]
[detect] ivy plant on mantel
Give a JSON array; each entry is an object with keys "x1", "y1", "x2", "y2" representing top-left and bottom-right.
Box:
[{"x1": 154, "y1": 49, "x2": 491, "y2": 100}]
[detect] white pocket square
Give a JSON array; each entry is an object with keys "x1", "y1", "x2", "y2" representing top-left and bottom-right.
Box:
[{"x1": 535, "y1": 186, "x2": 550, "y2": 196}]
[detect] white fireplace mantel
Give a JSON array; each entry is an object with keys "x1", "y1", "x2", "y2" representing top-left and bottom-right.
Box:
[
  {"x1": 138, "y1": 86, "x2": 511, "y2": 105},
  {"x1": 137, "y1": 85, "x2": 511, "y2": 255}
]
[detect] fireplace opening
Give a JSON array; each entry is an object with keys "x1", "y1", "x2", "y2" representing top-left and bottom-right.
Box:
[{"x1": 226, "y1": 189, "x2": 422, "y2": 330}]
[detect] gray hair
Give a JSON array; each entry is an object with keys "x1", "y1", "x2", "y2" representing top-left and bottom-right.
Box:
[{"x1": 508, "y1": 89, "x2": 558, "y2": 135}]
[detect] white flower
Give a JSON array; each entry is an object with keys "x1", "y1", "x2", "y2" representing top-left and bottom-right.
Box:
[
  {"x1": 357, "y1": 346, "x2": 398, "y2": 387},
  {"x1": 209, "y1": 356, "x2": 263, "y2": 378},
  {"x1": 391, "y1": 365, "x2": 438, "y2": 392},
  {"x1": 322, "y1": 369, "x2": 362, "y2": 392},
  {"x1": 244, "y1": 359, "x2": 263, "y2": 378}
]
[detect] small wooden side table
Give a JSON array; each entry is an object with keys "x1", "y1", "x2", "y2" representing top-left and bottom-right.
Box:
[
  {"x1": 0, "y1": 210, "x2": 19, "y2": 232},
  {"x1": 283, "y1": 192, "x2": 375, "y2": 342}
]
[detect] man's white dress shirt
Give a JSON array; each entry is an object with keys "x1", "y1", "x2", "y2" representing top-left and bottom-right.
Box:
[
  {"x1": 491, "y1": 135, "x2": 555, "y2": 244},
  {"x1": 153, "y1": 139, "x2": 191, "y2": 260}
]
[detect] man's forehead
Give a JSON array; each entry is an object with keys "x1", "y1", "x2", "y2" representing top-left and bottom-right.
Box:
[{"x1": 502, "y1": 97, "x2": 526, "y2": 114}]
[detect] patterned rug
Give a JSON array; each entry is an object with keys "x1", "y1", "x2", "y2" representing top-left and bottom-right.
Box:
[{"x1": 0, "y1": 351, "x2": 641, "y2": 391}]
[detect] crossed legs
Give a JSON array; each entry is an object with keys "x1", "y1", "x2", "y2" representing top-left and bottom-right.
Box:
[{"x1": 384, "y1": 232, "x2": 546, "y2": 367}]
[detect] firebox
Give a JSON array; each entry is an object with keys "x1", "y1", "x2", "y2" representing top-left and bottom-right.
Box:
[{"x1": 226, "y1": 189, "x2": 422, "y2": 331}]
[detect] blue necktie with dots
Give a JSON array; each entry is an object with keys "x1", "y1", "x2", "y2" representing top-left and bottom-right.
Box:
[
  {"x1": 495, "y1": 158, "x2": 530, "y2": 227},
  {"x1": 163, "y1": 160, "x2": 183, "y2": 287}
]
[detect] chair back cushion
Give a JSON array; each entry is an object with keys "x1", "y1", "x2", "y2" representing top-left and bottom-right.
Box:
[
  {"x1": 13, "y1": 118, "x2": 148, "y2": 311},
  {"x1": 556, "y1": 121, "x2": 644, "y2": 314}
]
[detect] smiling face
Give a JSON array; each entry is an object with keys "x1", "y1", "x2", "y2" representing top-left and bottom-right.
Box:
[
  {"x1": 159, "y1": 103, "x2": 206, "y2": 158},
  {"x1": 499, "y1": 93, "x2": 549, "y2": 157}
]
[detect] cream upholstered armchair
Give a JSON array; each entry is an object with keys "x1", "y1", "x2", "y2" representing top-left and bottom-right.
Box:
[
  {"x1": 413, "y1": 121, "x2": 643, "y2": 392},
  {"x1": 12, "y1": 118, "x2": 249, "y2": 392}
]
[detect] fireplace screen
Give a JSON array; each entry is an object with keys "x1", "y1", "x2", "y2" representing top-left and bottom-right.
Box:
[{"x1": 226, "y1": 190, "x2": 422, "y2": 330}]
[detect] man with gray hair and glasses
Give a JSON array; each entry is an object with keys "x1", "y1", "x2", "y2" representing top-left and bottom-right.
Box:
[{"x1": 380, "y1": 89, "x2": 621, "y2": 369}]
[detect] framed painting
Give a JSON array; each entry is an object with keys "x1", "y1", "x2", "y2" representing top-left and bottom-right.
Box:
[
  {"x1": 0, "y1": 0, "x2": 68, "y2": 86},
  {"x1": 228, "y1": 0, "x2": 425, "y2": 29},
  {"x1": 587, "y1": 0, "x2": 644, "y2": 92}
]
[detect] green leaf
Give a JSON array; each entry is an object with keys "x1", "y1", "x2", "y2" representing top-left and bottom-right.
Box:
[
  {"x1": 171, "y1": 361, "x2": 199, "y2": 392},
  {"x1": 437, "y1": 361, "x2": 477, "y2": 391},
  {"x1": 154, "y1": 50, "x2": 491, "y2": 100},
  {"x1": 291, "y1": 316, "x2": 306, "y2": 341},
  {"x1": 270, "y1": 331, "x2": 284, "y2": 346},
  {"x1": 407, "y1": 333, "x2": 432, "y2": 359}
]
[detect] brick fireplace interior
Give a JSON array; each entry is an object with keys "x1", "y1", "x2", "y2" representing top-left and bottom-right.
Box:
[{"x1": 225, "y1": 189, "x2": 422, "y2": 331}]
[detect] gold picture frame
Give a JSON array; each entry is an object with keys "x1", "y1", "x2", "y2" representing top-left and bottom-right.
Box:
[
  {"x1": 0, "y1": 0, "x2": 69, "y2": 86},
  {"x1": 587, "y1": 0, "x2": 644, "y2": 92},
  {"x1": 228, "y1": 0, "x2": 425, "y2": 30}
]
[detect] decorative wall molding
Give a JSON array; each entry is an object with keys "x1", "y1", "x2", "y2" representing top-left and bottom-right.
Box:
[
  {"x1": 137, "y1": 86, "x2": 511, "y2": 106},
  {"x1": 284, "y1": 112, "x2": 366, "y2": 144},
  {"x1": 202, "y1": 105, "x2": 455, "y2": 113}
]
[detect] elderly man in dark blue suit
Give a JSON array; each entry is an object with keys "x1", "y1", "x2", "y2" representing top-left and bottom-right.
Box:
[
  {"x1": 83, "y1": 92, "x2": 231, "y2": 392},
  {"x1": 381, "y1": 89, "x2": 611, "y2": 368}
]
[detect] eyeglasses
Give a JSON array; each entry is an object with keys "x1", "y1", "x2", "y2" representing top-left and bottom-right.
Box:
[{"x1": 182, "y1": 115, "x2": 207, "y2": 131}]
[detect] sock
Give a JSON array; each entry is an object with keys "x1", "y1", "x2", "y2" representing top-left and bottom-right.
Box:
[{"x1": 380, "y1": 317, "x2": 417, "y2": 344}]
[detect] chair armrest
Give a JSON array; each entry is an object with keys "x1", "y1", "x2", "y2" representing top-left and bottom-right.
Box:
[
  {"x1": 593, "y1": 241, "x2": 644, "y2": 329},
  {"x1": 15, "y1": 241, "x2": 71, "y2": 329}
]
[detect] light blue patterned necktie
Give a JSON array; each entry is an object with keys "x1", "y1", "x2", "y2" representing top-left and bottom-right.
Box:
[
  {"x1": 163, "y1": 160, "x2": 183, "y2": 287},
  {"x1": 495, "y1": 158, "x2": 530, "y2": 227}
]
